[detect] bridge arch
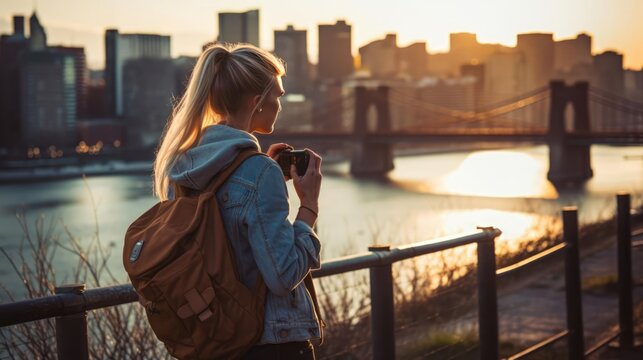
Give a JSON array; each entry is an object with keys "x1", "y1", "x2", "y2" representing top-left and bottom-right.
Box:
[
  {"x1": 547, "y1": 81, "x2": 593, "y2": 186},
  {"x1": 350, "y1": 86, "x2": 394, "y2": 176}
]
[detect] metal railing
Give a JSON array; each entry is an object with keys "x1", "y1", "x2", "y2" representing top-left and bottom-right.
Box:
[
  {"x1": 0, "y1": 193, "x2": 639, "y2": 359},
  {"x1": 506, "y1": 193, "x2": 638, "y2": 359},
  {"x1": 0, "y1": 226, "x2": 502, "y2": 360}
]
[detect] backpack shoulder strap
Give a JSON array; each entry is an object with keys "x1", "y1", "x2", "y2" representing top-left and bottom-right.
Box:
[
  {"x1": 203, "y1": 148, "x2": 264, "y2": 194},
  {"x1": 304, "y1": 273, "x2": 325, "y2": 345}
]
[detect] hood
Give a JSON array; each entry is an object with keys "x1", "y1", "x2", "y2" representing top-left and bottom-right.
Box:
[{"x1": 169, "y1": 125, "x2": 260, "y2": 190}]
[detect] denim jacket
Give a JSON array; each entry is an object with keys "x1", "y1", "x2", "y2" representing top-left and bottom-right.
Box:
[{"x1": 169, "y1": 124, "x2": 322, "y2": 345}]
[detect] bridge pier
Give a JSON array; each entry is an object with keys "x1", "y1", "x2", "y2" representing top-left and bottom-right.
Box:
[
  {"x1": 350, "y1": 86, "x2": 394, "y2": 176},
  {"x1": 547, "y1": 81, "x2": 593, "y2": 187}
]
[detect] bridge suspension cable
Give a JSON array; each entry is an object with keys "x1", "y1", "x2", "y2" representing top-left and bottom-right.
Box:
[
  {"x1": 387, "y1": 87, "x2": 549, "y2": 126},
  {"x1": 589, "y1": 87, "x2": 643, "y2": 116}
]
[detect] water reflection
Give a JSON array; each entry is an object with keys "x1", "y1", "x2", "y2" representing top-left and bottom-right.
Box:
[
  {"x1": 436, "y1": 150, "x2": 559, "y2": 199},
  {"x1": 435, "y1": 208, "x2": 559, "y2": 253}
]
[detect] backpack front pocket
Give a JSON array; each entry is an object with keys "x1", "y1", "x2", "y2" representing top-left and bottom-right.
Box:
[{"x1": 147, "y1": 248, "x2": 235, "y2": 349}]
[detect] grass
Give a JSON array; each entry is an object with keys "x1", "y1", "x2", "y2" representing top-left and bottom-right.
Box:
[
  {"x1": 0, "y1": 179, "x2": 170, "y2": 360},
  {"x1": 582, "y1": 274, "x2": 619, "y2": 295}
]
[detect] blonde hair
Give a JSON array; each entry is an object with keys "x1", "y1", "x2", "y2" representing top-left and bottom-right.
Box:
[{"x1": 153, "y1": 43, "x2": 285, "y2": 200}]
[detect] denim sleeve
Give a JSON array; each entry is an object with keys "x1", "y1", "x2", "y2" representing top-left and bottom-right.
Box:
[{"x1": 245, "y1": 160, "x2": 321, "y2": 297}]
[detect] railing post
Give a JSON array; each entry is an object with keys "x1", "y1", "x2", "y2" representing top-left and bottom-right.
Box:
[
  {"x1": 616, "y1": 193, "x2": 633, "y2": 349},
  {"x1": 476, "y1": 229, "x2": 499, "y2": 360},
  {"x1": 562, "y1": 207, "x2": 584, "y2": 360},
  {"x1": 368, "y1": 245, "x2": 395, "y2": 360},
  {"x1": 55, "y1": 284, "x2": 89, "y2": 360}
]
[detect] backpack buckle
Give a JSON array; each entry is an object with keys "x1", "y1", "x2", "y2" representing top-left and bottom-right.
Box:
[{"x1": 177, "y1": 287, "x2": 216, "y2": 321}]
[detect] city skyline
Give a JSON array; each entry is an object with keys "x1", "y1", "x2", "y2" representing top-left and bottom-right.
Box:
[{"x1": 1, "y1": 0, "x2": 643, "y2": 70}]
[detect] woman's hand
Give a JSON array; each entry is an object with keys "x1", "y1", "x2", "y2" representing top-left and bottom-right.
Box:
[
  {"x1": 291, "y1": 149, "x2": 322, "y2": 226},
  {"x1": 266, "y1": 143, "x2": 293, "y2": 160}
]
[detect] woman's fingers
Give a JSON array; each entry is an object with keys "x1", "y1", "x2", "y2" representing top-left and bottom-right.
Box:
[
  {"x1": 267, "y1": 143, "x2": 292, "y2": 159},
  {"x1": 290, "y1": 164, "x2": 299, "y2": 181},
  {"x1": 304, "y1": 148, "x2": 322, "y2": 175}
]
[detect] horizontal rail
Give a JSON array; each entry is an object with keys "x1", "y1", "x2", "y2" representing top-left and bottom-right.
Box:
[
  {"x1": 0, "y1": 229, "x2": 498, "y2": 327},
  {"x1": 507, "y1": 330, "x2": 568, "y2": 360},
  {"x1": 584, "y1": 331, "x2": 621, "y2": 357},
  {"x1": 496, "y1": 242, "x2": 566, "y2": 278},
  {"x1": 315, "y1": 229, "x2": 499, "y2": 277},
  {"x1": 0, "y1": 284, "x2": 137, "y2": 327}
]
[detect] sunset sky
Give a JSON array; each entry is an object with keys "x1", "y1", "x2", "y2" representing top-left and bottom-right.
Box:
[{"x1": 1, "y1": 0, "x2": 642, "y2": 70}]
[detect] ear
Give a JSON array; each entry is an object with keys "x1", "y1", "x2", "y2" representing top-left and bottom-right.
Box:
[{"x1": 251, "y1": 94, "x2": 262, "y2": 112}]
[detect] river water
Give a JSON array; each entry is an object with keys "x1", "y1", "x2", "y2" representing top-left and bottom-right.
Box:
[{"x1": 1, "y1": 144, "x2": 642, "y2": 300}]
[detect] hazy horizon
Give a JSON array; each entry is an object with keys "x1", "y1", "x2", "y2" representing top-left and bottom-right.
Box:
[{"x1": 1, "y1": 0, "x2": 642, "y2": 70}]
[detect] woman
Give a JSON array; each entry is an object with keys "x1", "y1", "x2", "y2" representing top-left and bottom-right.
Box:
[{"x1": 153, "y1": 43, "x2": 323, "y2": 359}]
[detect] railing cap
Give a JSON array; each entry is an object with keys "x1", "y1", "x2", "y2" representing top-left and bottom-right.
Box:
[{"x1": 55, "y1": 283, "x2": 86, "y2": 295}]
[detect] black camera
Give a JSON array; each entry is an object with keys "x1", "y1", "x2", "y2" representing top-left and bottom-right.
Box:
[{"x1": 277, "y1": 149, "x2": 310, "y2": 177}]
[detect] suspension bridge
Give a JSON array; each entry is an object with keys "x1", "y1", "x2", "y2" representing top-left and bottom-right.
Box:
[{"x1": 260, "y1": 81, "x2": 643, "y2": 186}]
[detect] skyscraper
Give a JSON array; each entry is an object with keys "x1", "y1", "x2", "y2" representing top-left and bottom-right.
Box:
[
  {"x1": 517, "y1": 33, "x2": 555, "y2": 91},
  {"x1": 554, "y1": 33, "x2": 592, "y2": 72},
  {"x1": 28, "y1": 12, "x2": 46, "y2": 51},
  {"x1": 103, "y1": 30, "x2": 171, "y2": 116},
  {"x1": 593, "y1": 51, "x2": 624, "y2": 94},
  {"x1": 218, "y1": 9, "x2": 259, "y2": 46},
  {"x1": 450, "y1": 33, "x2": 478, "y2": 54},
  {"x1": 0, "y1": 16, "x2": 28, "y2": 150},
  {"x1": 318, "y1": 20, "x2": 353, "y2": 81},
  {"x1": 359, "y1": 34, "x2": 398, "y2": 78},
  {"x1": 51, "y1": 46, "x2": 88, "y2": 118},
  {"x1": 20, "y1": 51, "x2": 77, "y2": 148},
  {"x1": 484, "y1": 50, "x2": 525, "y2": 104},
  {"x1": 398, "y1": 42, "x2": 428, "y2": 79},
  {"x1": 122, "y1": 58, "x2": 175, "y2": 147},
  {"x1": 13, "y1": 15, "x2": 25, "y2": 36},
  {"x1": 274, "y1": 25, "x2": 309, "y2": 95}
]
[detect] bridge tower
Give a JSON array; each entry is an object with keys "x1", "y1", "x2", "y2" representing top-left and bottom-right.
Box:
[
  {"x1": 547, "y1": 81, "x2": 593, "y2": 186},
  {"x1": 350, "y1": 86, "x2": 394, "y2": 176}
]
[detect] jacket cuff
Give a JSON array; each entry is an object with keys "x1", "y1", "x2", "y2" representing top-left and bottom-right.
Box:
[{"x1": 293, "y1": 220, "x2": 322, "y2": 269}]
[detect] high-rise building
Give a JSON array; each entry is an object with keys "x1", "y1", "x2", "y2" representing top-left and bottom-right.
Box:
[
  {"x1": 51, "y1": 46, "x2": 88, "y2": 118},
  {"x1": 398, "y1": 42, "x2": 428, "y2": 79},
  {"x1": 428, "y1": 33, "x2": 507, "y2": 77},
  {"x1": 461, "y1": 62, "x2": 485, "y2": 109},
  {"x1": 20, "y1": 51, "x2": 77, "y2": 148},
  {"x1": 624, "y1": 69, "x2": 643, "y2": 101},
  {"x1": 593, "y1": 51, "x2": 624, "y2": 94},
  {"x1": 554, "y1": 33, "x2": 592, "y2": 72},
  {"x1": 274, "y1": 25, "x2": 310, "y2": 95},
  {"x1": 122, "y1": 58, "x2": 175, "y2": 147},
  {"x1": 359, "y1": 34, "x2": 398, "y2": 78},
  {"x1": 217, "y1": 9, "x2": 259, "y2": 46},
  {"x1": 484, "y1": 50, "x2": 525, "y2": 104},
  {"x1": 28, "y1": 12, "x2": 46, "y2": 51},
  {"x1": 517, "y1": 33, "x2": 555, "y2": 91},
  {"x1": 0, "y1": 16, "x2": 28, "y2": 150},
  {"x1": 357, "y1": 34, "x2": 428, "y2": 80},
  {"x1": 318, "y1": 20, "x2": 353, "y2": 81},
  {"x1": 13, "y1": 15, "x2": 25, "y2": 36},
  {"x1": 104, "y1": 30, "x2": 171, "y2": 116},
  {"x1": 450, "y1": 33, "x2": 478, "y2": 54}
]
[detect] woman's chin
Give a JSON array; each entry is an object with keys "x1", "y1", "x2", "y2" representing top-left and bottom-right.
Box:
[{"x1": 253, "y1": 127, "x2": 274, "y2": 135}]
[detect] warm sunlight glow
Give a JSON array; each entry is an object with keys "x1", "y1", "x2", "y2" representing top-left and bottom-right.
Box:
[
  {"x1": 398, "y1": 208, "x2": 544, "y2": 292},
  {"x1": 436, "y1": 151, "x2": 558, "y2": 199},
  {"x1": 437, "y1": 209, "x2": 541, "y2": 251}
]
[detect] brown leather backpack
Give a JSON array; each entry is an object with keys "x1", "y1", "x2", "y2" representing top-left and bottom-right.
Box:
[{"x1": 123, "y1": 149, "x2": 266, "y2": 359}]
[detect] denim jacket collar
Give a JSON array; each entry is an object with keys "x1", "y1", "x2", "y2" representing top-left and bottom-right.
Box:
[{"x1": 169, "y1": 125, "x2": 261, "y2": 191}]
